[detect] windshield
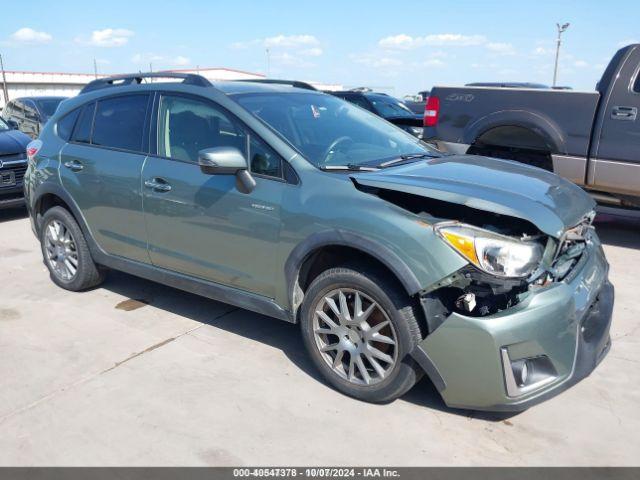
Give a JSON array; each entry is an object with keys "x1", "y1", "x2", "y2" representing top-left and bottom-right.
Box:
[
  {"x1": 35, "y1": 98, "x2": 64, "y2": 118},
  {"x1": 367, "y1": 94, "x2": 415, "y2": 119},
  {"x1": 234, "y1": 92, "x2": 438, "y2": 168}
]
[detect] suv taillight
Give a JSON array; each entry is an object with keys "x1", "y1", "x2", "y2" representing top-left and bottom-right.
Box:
[
  {"x1": 423, "y1": 96, "x2": 439, "y2": 127},
  {"x1": 26, "y1": 140, "x2": 42, "y2": 162}
]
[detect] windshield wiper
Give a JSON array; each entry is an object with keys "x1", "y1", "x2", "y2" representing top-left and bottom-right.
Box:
[
  {"x1": 319, "y1": 164, "x2": 379, "y2": 172},
  {"x1": 379, "y1": 153, "x2": 436, "y2": 168}
]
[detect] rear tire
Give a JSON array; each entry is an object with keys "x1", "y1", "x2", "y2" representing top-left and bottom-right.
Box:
[
  {"x1": 467, "y1": 144, "x2": 553, "y2": 172},
  {"x1": 40, "y1": 206, "x2": 105, "y2": 291},
  {"x1": 300, "y1": 265, "x2": 424, "y2": 403}
]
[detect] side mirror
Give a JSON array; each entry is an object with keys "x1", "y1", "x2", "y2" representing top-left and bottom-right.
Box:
[
  {"x1": 6, "y1": 119, "x2": 19, "y2": 130},
  {"x1": 198, "y1": 146, "x2": 256, "y2": 194}
]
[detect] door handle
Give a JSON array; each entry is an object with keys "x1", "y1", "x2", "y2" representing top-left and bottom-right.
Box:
[
  {"x1": 611, "y1": 106, "x2": 637, "y2": 121},
  {"x1": 63, "y1": 160, "x2": 84, "y2": 172},
  {"x1": 144, "y1": 178, "x2": 172, "y2": 192}
]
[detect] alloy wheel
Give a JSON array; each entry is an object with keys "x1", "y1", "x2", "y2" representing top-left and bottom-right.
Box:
[
  {"x1": 312, "y1": 288, "x2": 398, "y2": 386},
  {"x1": 44, "y1": 219, "x2": 79, "y2": 282}
]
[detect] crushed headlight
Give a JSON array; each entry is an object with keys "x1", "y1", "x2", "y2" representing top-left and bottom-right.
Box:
[{"x1": 435, "y1": 223, "x2": 544, "y2": 278}]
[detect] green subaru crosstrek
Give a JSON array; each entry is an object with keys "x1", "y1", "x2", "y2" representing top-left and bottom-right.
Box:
[{"x1": 24, "y1": 73, "x2": 613, "y2": 411}]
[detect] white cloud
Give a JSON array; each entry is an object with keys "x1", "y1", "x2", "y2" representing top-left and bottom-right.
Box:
[
  {"x1": 9, "y1": 27, "x2": 52, "y2": 45},
  {"x1": 379, "y1": 33, "x2": 487, "y2": 49},
  {"x1": 617, "y1": 39, "x2": 638, "y2": 47},
  {"x1": 132, "y1": 53, "x2": 191, "y2": 67},
  {"x1": 233, "y1": 34, "x2": 320, "y2": 50},
  {"x1": 300, "y1": 47, "x2": 323, "y2": 57},
  {"x1": 350, "y1": 53, "x2": 402, "y2": 68},
  {"x1": 271, "y1": 52, "x2": 315, "y2": 68},
  {"x1": 132, "y1": 53, "x2": 163, "y2": 64},
  {"x1": 423, "y1": 58, "x2": 445, "y2": 67},
  {"x1": 173, "y1": 55, "x2": 190, "y2": 66},
  {"x1": 486, "y1": 42, "x2": 515, "y2": 55},
  {"x1": 533, "y1": 46, "x2": 551, "y2": 56},
  {"x1": 573, "y1": 60, "x2": 588, "y2": 68},
  {"x1": 264, "y1": 34, "x2": 319, "y2": 48},
  {"x1": 78, "y1": 28, "x2": 134, "y2": 47}
]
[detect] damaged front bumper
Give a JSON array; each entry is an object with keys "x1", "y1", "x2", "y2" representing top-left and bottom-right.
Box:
[{"x1": 411, "y1": 234, "x2": 613, "y2": 412}]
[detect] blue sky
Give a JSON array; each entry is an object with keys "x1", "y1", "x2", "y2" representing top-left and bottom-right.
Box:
[{"x1": 1, "y1": 0, "x2": 638, "y2": 96}]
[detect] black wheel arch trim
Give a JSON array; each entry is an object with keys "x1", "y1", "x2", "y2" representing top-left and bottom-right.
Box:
[
  {"x1": 285, "y1": 230, "x2": 423, "y2": 318},
  {"x1": 463, "y1": 110, "x2": 565, "y2": 155},
  {"x1": 33, "y1": 183, "x2": 93, "y2": 240}
]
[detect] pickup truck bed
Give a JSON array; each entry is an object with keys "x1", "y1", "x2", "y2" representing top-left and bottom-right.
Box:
[{"x1": 424, "y1": 44, "x2": 640, "y2": 208}]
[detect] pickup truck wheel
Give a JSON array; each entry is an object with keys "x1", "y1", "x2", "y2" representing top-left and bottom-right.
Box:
[
  {"x1": 468, "y1": 145, "x2": 553, "y2": 172},
  {"x1": 300, "y1": 266, "x2": 423, "y2": 403},
  {"x1": 40, "y1": 206, "x2": 105, "y2": 291}
]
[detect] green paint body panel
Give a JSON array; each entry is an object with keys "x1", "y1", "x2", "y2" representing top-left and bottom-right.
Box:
[
  {"x1": 422, "y1": 237, "x2": 609, "y2": 410},
  {"x1": 25, "y1": 80, "x2": 613, "y2": 411}
]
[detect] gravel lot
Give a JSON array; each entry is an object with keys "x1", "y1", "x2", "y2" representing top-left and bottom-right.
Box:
[{"x1": 0, "y1": 207, "x2": 638, "y2": 466}]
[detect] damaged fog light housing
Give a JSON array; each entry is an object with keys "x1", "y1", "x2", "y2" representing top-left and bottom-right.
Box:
[
  {"x1": 435, "y1": 223, "x2": 544, "y2": 278},
  {"x1": 500, "y1": 349, "x2": 558, "y2": 397}
]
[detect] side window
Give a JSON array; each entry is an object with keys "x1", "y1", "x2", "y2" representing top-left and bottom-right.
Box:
[
  {"x1": 633, "y1": 70, "x2": 640, "y2": 93},
  {"x1": 71, "y1": 102, "x2": 95, "y2": 144},
  {"x1": 93, "y1": 95, "x2": 149, "y2": 152},
  {"x1": 158, "y1": 94, "x2": 246, "y2": 163},
  {"x1": 344, "y1": 95, "x2": 372, "y2": 111},
  {"x1": 249, "y1": 134, "x2": 282, "y2": 178},
  {"x1": 12, "y1": 101, "x2": 24, "y2": 119},
  {"x1": 24, "y1": 101, "x2": 39, "y2": 121},
  {"x1": 57, "y1": 108, "x2": 81, "y2": 141}
]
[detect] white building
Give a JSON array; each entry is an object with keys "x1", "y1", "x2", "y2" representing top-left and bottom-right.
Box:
[
  {"x1": 0, "y1": 67, "x2": 342, "y2": 111},
  {"x1": 0, "y1": 70, "x2": 99, "y2": 110}
]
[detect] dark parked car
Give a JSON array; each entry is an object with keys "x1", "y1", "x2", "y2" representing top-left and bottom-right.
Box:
[
  {"x1": 2, "y1": 96, "x2": 68, "y2": 139},
  {"x1": 403, "y1": 90, "x2": 430, "y2": 115},
  {"x1": 0, "y1": 116, "x2": 31, "y2": 209},
  {"x1": 424, "y1": 44, "x2": 640, "y2": 209},
  {"x1": 328, "y1": 90, "x2": 423, "y2": 138}
]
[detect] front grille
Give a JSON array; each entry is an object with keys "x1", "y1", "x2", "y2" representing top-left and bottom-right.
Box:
[
  {"x1": 0, "y1": 152, "x2": 27, "y2": 163},
  {"x1": 0, "y1": 154, "x2": 28, "y2": 188}
]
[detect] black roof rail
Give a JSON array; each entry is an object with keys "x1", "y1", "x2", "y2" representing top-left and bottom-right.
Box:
[
  {"x1": 79, "y1": 72, "x2": 212, "y2": 94},
  {"x1": 234, "y1": 79, "x2": 317, "y2": 91}
]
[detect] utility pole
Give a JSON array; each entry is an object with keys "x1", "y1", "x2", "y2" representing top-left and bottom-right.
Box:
[
  {"x1": 553, "y1": 22, "x2": 570, "y2": 87},
  {"x1": 0, "y1": 53, "x2": 9, "y2": 109},
  {"x1": 265, "y1": 48, "x2": 270, "y2": 77},
  {"x1": 93, "y1": 58, "x2": 98, "y2": 79}
]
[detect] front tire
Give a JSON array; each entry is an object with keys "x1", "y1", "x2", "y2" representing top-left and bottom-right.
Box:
[
  {"x1": 300, "y1": 266, "x2": 424, "y2": 403},
  {"x1": 40, "y1": 206, "x2": 105, "y2": 291}
]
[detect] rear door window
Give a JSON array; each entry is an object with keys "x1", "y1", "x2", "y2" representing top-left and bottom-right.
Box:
[
  {"x1": 71, "y1": 103, "x2": 95, "y2": 144},
  {"x1": 92, "y1": 95, "x2": 149, "y2": 152}
]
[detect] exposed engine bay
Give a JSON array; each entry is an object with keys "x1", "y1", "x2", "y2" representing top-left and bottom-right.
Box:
[{"x1": 357, "y1": 185, "x2": 593, "y2": 331}]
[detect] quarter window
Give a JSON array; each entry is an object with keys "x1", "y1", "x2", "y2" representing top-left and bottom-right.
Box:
[
  {"x1": 249, "y1": 135, "x2": 282, "y2": 178},
  {"x1": 71, "y1": 102, "x2": 95, "y2": 144},
  {"x1": 57, "y1": 108, "x2": 80, "y2": 141},
  {"x1": 158, "y1": 95, "x2": 246, "y2": 162},
  {"x1": 92, "y1": 95, "x2": 149, "y2": 152}
]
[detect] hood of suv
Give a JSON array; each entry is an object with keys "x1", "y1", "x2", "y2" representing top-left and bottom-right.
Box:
[
  {"x1": 350, "y1": 155, "x2": 595, "y2": 238},
  {"x1": 0, "y1": 129, "x2": 31, "y2": 155}
]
